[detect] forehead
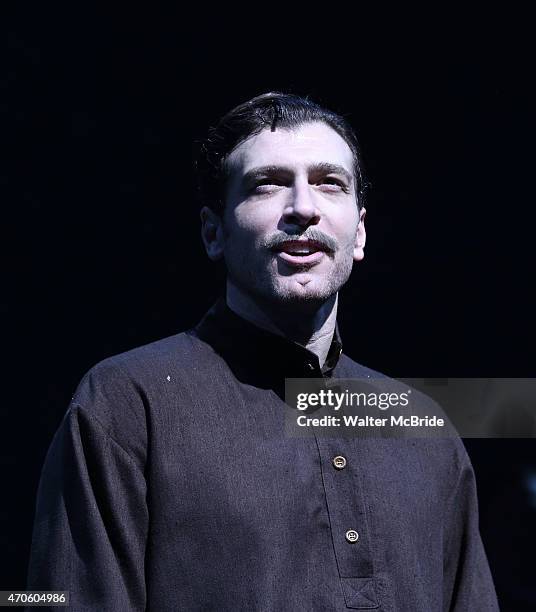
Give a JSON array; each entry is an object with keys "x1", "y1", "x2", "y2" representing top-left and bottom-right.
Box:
[{"x1": 225, "y1": 122, "x2": 354, "y2": 177}]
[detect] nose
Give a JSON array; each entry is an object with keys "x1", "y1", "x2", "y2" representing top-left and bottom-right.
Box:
[{"x1": 282, "y1": 178, "x2": 320, "y2": 228}]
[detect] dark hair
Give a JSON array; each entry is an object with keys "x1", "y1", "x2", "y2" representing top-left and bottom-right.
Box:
[{"x1": 195, "y1": 92, "x2": 368, "y2": 213}]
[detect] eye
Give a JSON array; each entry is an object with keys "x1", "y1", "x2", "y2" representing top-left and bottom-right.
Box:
[
  {"x1": 250, "y1": 179, "x2": 284, "y2": 194},
  {"x1": 317, "y1": 177, "x2": 350, "y2": 193}
]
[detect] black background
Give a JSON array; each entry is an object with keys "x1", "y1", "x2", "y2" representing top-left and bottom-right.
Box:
[{"x1": 3, "y1": 5, "x2": 535, "y2": 610}]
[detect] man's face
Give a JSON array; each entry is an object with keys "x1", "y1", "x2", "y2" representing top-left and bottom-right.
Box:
[{"x1": 207, "y1": 121, "x2": 366, "y2": 306}]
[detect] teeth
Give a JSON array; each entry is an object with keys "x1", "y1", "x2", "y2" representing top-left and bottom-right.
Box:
[{"x1": 281, "y1": 242, "x2": 319, "y2": 255}]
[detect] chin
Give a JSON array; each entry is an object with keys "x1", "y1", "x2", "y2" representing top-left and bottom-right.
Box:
[{"x1": 270, "y1": 277, "x2": 337, "y2": 305}]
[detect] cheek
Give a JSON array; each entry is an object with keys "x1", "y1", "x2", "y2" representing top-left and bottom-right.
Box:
[
  {"x1": 330, "y1": 209, "x2": 359, "y2": 246},
  {"x1": 222, "y1": 216, "x2": 264, "y2": 255},
  {"x1": 232, "y1": 204, "x2": 276, "y2": 237}
]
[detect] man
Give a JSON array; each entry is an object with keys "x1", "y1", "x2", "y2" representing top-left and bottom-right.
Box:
[{"x1": 28, "y1": 93, "x2": 499, "y2": 610}]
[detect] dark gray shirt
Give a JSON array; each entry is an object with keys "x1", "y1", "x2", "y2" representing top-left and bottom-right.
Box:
[{"x1": 27, "y1": 298, "x2": 499, "y2": 611}]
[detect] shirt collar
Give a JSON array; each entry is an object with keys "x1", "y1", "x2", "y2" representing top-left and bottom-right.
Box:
[{"x1": 190, "y1": 296, "x2": 343, "y2": 390}]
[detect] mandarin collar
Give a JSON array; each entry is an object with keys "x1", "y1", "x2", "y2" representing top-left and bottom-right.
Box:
[{"x1": 190, "y1": 296, "x2": 343, "y2": 392}]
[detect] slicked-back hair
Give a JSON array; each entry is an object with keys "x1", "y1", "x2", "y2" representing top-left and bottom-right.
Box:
[{"x1": 195, "y1": 92, "x2": 368, "y2": 214}]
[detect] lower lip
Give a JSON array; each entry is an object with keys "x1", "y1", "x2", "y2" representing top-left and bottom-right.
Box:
[{"x1": 276, "y1": 250, "x2": 325, "y2": 267}]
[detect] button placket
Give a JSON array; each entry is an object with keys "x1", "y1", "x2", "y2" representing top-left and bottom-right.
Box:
[{"x1": 313, "y1": 436, "x2": 376, "y2": 596}]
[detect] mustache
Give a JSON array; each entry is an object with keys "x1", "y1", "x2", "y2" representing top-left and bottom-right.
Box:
[{"x1": 261, "y1": 228, "x2": 338, "y2": 253}]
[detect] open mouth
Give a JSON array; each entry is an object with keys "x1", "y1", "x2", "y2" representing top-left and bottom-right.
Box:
[{"x1": 273, "y1": 240, "x2": 329, "y2": 267}]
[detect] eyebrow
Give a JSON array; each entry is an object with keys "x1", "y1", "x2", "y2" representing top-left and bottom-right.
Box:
[{"x1": 241, "y1": 163, "x2": 353, "y2": 185}]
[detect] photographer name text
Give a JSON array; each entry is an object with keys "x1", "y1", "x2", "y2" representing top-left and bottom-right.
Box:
[{"x1": 297, "y1": 415, "x2": 445, "y2": 427}]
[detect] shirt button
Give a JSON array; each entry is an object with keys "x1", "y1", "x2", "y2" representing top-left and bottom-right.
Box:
[
  {"x1": 345, "y1": 529, "x2": 359, "y2": 543},
  {"x1": 332, "y1": 455, "x2": 347, "y2": 470}
]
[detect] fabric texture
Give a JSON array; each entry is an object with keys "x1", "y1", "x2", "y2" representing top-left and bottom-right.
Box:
[{"x1": 27, "y1": 298, "x2": 499, "y2": 611}]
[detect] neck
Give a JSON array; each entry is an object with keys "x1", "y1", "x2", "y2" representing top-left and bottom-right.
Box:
[{"x1": 226, "y1": 282, "x2": 338, "y2": 367}]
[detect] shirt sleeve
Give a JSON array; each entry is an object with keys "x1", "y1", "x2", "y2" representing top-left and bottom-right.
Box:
[
  {"x1": 26, "y1": 404, "x2": 148, "y2": 611},
  {"x1": 442, "y1": 444, "x2": 499, "y2": 611}
]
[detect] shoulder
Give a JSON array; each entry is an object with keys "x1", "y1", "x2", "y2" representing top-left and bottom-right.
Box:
[
  {"x1": 75, "y1": 328, "x2": 215, "y2": 392},
  {"x1": 336, "y1": 353, "x2": 473, "y2": 477},
  {"x1": 92, "y1": 329, "x2": 208, "y2": 376},
  {"x1": 64, "y1": 330, "x2": 213, "y2": 460}
]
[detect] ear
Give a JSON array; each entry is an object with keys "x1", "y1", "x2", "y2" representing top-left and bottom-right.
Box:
[
  {"x1": 200, "y1": 206, "x2": 225, "y2": 261},
  {"x1": 353, "y1": 207, "x2": 366, "y2": 262}
]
